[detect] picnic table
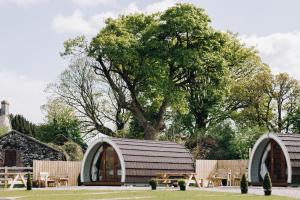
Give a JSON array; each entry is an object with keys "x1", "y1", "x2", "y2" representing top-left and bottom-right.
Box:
[
  {"x1": 0, "y1": 167, "x2": 33, "y2": 189},
  {"x1": 0, "y1": 172, "x2": 32, "y2": 189},
  {"x1": 155, "y1": 172, "x2": 203, "y2": 188}
]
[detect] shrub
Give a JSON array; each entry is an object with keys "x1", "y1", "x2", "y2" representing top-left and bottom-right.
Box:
[
  {"x1": 62, "y1": 141, "x2": 84, "y2": 161},
  {"x1": 178, "y1": 179, "x2": 186, "y2": 191},
  {"x1": 240, "y1": 174, "x2": 248, "y2": 194},
  {"x1": 27, "y1": 173, "x2": 32, "y2": 190},
  {"x1": 263, "y1": 172, "x2": 272, "y2": 196},
  {"x1": 149, "y1": 179, "x2": 157, "y2": 190},
  {"x1": 77, "y1": 174, "x2": 82, "y2": 186}
]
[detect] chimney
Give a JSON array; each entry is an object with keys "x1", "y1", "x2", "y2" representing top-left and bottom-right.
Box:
[
  {"x1": 1, "y1": 100, "x2": 9, "y2": 116},
  {"x1": 0, "y1": 100, "x2": 11, "y2": 131}
]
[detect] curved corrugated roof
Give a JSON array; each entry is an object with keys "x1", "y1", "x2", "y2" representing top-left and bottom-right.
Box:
[
  {"x1": 278, "y1": 135, "x2": 300, "y2": 169},
  {"x1": 249, "y1": 133, "x2": 300, "y2": 184},
  {"x1": 110, "y1": 138, "x2": 194, "y2": 183},
  {"x1": 81, "y1": 137, "x2": 195, "y2": 184}
]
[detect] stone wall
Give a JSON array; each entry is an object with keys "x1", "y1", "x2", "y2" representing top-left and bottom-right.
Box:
[{"x1": 0, "y1": 131, "x2": 65, "y2": 167}]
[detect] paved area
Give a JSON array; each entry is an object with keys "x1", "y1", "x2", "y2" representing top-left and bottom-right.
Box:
[{"x1": 199, "y1": 186, "x2": 300, "y2": 199}]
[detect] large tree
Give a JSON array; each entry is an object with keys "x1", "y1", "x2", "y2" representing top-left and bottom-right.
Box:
[
  {"x1": 49, "y1": 58, "x2": 129, "y2": 139},
  {"x1": 63, "y1": 4, "x2": 232, "y2": 140}
]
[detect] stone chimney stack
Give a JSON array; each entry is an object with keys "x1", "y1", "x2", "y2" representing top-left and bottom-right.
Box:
[
  {"x1": 0, "y1": 100, "x2": 12, "y2": 131},
  {"x1": 1, "y1": 100, "x2": 9, "y2": 115}
]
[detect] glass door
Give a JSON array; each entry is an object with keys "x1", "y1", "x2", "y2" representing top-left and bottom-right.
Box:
[{"x1": 98, "y1": 144, "x2": 121, "y2": 183}]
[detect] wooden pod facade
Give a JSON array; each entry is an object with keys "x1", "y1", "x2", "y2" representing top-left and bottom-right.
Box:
[
  {"x1": 81, "y1": 137, "x2": 194, "y2": 186},
  {"x1": 249, "y1": 133, "x2": 300, "y2": 186}
]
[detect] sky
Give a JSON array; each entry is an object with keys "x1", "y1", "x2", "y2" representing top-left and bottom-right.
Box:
[{"x1": 1, "y1": 0, "x2": 300, "y2": 123}]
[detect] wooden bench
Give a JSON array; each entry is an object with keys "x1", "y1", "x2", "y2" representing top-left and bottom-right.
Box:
[{"x1": 208, "y1": 169, "x2": 231, "y2": 187}]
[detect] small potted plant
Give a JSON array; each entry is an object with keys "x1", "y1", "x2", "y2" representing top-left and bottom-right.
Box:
[
  {"x1": 263, "y1": 173, "x2": 272, "y2": 196},
  {"x1": 27, "y1": 173, "x2": 32, "y2": 191},
  {"x1": 149, "y1": 179, "x2": 157, "y2": 190},
  {"x1": 240, "y1": 174, "x2": 248, "y2": 194},
  {"x1": 178, "y1": 179, "x2": 186, "y2": 191}
]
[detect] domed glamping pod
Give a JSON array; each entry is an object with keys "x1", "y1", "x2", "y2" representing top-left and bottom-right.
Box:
[
  {"x1": 248, "y1": 133, "x2": 300, "y2": 186},
  {"x1": 81, "y1": 137, "x2": 194, "y2": 186}
]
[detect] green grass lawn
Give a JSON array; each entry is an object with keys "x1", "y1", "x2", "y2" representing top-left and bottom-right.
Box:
[{"x1": 0, "y1": 189, "x2": 294, "y2": 200}]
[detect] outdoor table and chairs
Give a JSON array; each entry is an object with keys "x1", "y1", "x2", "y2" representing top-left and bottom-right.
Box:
[
  {"x1": 207, "y1": 169, "x2": 232, "y2": 187},
  {"x1": 38, "y1": 172, "x2": 69, "y2": 187},
  {"x1": 155, "y1": 172, "x2": 203, "y2": 188}
]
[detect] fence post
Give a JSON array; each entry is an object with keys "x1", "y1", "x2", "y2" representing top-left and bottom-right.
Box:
[{"x1": 4, "y1": 166, "x2": 8, "y2": 188}]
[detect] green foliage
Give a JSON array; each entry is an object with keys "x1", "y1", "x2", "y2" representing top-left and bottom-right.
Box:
[
  {"x1": 10, "y1": 114, "x2": 37, "y2": 136},
  {"x1": 60, "y1": 3, "x2": 240, "y2": 139},
  {"x1": 0, "y1": 126, "x2": 8, "y2": 135},
  {"x1": 36, "y1": 99, "x2": 83, "y2": 146},
  {"x1": 231, "y1": 125, "x2": 266, "y2": 159},
  {"x1": 178, "y1": 180, "x2": 186, "y2": 191},
  {"x1": 263, "y1": 173, "x2": 272, "y2": 194},
  {"x1": 188, "y1": 122, "x2": 238, "y2": 159},
  {"x1": 149, "y1": 179, "x2": 157, "y2": 190},
  {"x1": 288, "y1": 108, "x2": 300, "y2": 133},
  {"x1": 240, "y1": 174, "x2": 248, "y2": 194},
  {"x1": 62, "y1": 141, "x2": 83, "y2": 161},
  {"x1": 26, "y1": 173, "x2": 32, "y2": 190}
]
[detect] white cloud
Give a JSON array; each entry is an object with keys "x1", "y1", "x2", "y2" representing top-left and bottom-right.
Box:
[
  {"x1": 144, "y1": 0, "x2": 177, "y2": 14},
  {"x1": 70, "y1": 0, "x2": 112, "y2": 7},
  {"x1": 52, "y1": 10, "x2": 111, "y2": 36},
  {"x1": 0, "y1": 71, "x2": 48, "y2": 123},
  {"x1": 0, "y1": 0, "x2": 47, "y2": 5},
  {"x1": 52, "y1": 0, "x2": 178, "y2": 36},
  {"x1": 241, "y1": 32, "x2": 300, "y2": 80}
]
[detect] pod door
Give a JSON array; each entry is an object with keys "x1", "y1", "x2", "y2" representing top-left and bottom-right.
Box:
[
  {"x1": 90, "y1": 143, "x2": 121, "y2": 185},
  {"x1": 260, "y1": 140, "x2": 287, "y2": 186}
]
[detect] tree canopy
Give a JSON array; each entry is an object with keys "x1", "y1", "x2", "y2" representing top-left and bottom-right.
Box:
[{"x1": 53, "y1": 3, "x2": 300, "y2": 159}]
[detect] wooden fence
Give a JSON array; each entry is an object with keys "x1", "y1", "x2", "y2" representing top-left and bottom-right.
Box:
[
  {"x1": 33, "y1": 160, "x2": 82, "y2": 186},
  {"x1": 196, "y1": 160, "x2": 248, "y2": 179}
]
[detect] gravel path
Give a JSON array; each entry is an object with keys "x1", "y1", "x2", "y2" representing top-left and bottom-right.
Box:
[{"x1": 199, "y1": 186, "x2": 300, "y2": 199}]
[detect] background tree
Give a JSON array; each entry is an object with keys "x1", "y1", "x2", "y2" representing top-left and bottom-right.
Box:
[
  {"x1": 287, "y1": 107, "x2": 300, "y2": 133},
  {"x1": 0, "y1": 126, "x2": 8, "y2": 135},
  {"x1": 49, "y1": 58, "x2": 130, "y2": 140},
  {"x1": 10, "y1": 114, "x2": 37, "y2": 136},
  {"x1": 36, "y1": 98, "x2": 83, "y2": 146}
]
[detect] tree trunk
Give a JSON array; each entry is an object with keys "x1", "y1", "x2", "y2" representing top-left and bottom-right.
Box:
[
  {"x1": 194, "y1": 111, "x2": 208, "y2": 129},
  {"x1": 144, "y1": 126, "x2": 159, "y2": 140},
  {"x1": 278, "y1": 101, "x2": 283, "y2": 132}
]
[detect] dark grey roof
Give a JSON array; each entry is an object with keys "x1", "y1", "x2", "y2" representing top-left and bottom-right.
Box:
[
  {"x1": 0, "y1": 130, "x2": 63, "y2": 154},
  {"x1": 278, "y1": 134, "x2": 300, "y2": 173},
  {"x1": 110, "y1": 137, "x2": 194, "y2": 183}
]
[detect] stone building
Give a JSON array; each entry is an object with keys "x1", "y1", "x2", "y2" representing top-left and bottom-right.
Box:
[
  {"x1": 0, "y1": 130, "x2": 66, "y2": 167},
  {"x1": 0, "y1": 100, "x2": 66, "y2": 167}
]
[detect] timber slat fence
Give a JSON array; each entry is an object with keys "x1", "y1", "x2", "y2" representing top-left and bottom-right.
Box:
[
  {"x1": 33, "y1": 160, "x2": 82, "y2": 186},
  {"x1": 196, "y1": 160, "x2": 248, "y2": 179}
]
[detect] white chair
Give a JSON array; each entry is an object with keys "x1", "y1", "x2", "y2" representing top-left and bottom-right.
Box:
[{"x1": 39, "y1": 172, "x2": 49, "y2": 187}]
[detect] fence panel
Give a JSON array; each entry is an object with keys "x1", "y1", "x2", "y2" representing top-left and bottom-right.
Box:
[
  {"x1": 217, "y1": 160, "x2": 248, "y2": 174},
  {"x1": 195, "y1": 160, "x2": 217, "y2": 178},
  {"x1": 33, "y1": 160, "x2": 82, "y2": 186},
  {"x1": 196, "y1": 160, "x2": 248, "y2": 179}
]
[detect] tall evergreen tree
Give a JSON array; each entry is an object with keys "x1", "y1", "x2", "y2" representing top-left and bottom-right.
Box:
[{"x1": 10, "y1": 114, "x2": 37, "y2": 136}]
